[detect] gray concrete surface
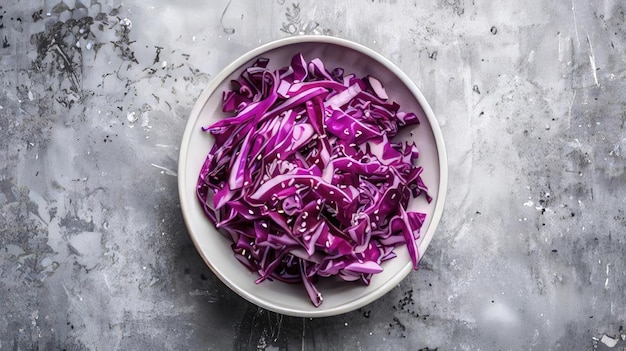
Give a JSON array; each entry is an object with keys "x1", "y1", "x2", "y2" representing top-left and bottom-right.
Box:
[{"x1": 1, "y1": 0, "x2": 625, "y2": 349}]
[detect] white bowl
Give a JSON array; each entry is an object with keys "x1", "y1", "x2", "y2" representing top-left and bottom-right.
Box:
[{"x1": 178, "y1": 35, "x2": 447, "y2": 317}]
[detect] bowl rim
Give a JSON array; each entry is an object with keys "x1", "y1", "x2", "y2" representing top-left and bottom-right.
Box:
[{"x1": 178, "y1": 35, "x2": 448, "y2": 317}]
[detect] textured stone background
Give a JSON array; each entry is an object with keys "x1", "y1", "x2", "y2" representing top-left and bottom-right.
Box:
[{"x1": 1, "y1": 0, "x2": 625, "y2": 350}]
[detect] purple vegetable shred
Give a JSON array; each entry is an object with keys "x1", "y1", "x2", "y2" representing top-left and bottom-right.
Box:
[{"x1": 197, "y1": 53, "x2": 431, "y2": 307}]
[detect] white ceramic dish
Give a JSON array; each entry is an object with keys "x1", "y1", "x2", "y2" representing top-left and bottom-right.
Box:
[{"x1": 178, "y1": 35, "x2": 447, "y2": 317}]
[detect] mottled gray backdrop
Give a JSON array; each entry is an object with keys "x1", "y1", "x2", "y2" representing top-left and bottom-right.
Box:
[{"x1": 1, "y1": 0, "x2": 625, "y2": 350}]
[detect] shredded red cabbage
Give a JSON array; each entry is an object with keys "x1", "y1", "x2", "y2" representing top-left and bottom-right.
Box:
[{"x1": 196, "y1": 53, "x2": 431, "y2": 307}]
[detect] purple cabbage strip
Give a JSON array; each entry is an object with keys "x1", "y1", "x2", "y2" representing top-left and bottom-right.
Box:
[{"x1": 197, "y1": 54, "x2": 431, "y2": 307}]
